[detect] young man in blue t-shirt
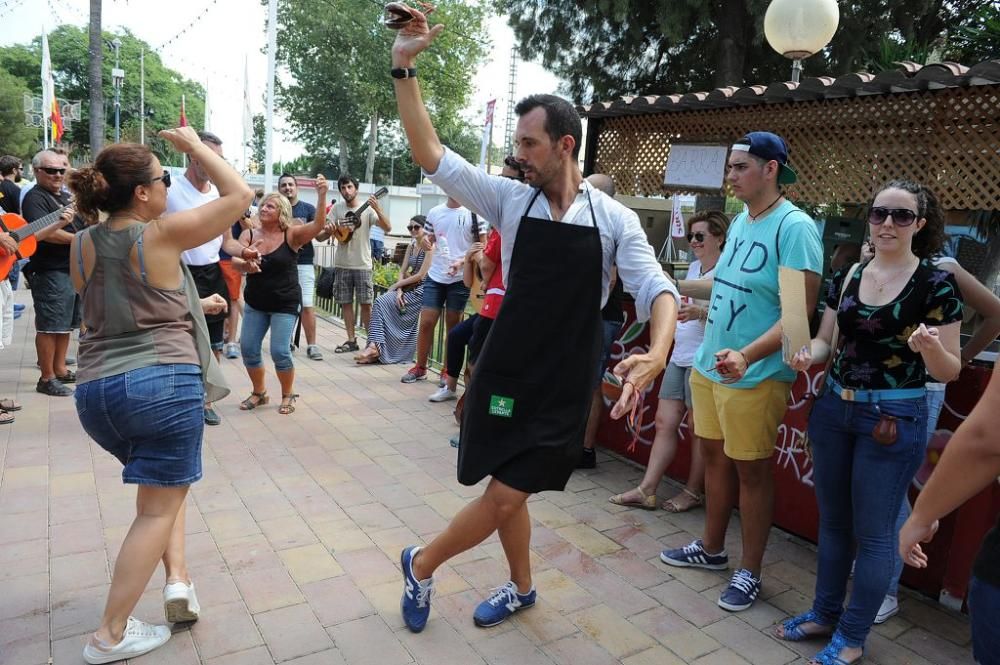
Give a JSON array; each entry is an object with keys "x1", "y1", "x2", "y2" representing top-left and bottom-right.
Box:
[{"x1": 661, "y1": 132, "x2": 823, "y2": 612}]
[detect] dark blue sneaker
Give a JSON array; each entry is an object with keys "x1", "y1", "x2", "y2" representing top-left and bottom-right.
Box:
[
  {"x1": 660, "y1": 539, "x2": 729, "y2": 570},
  {"x1": 473, "y1": 581, "x2": 536, "y2": 627},
  {"x1": 400, "y1": 546, "x2": 434, "y2": 632},
  {"x1": 718, "y1": 568, "x2": 761, "y2": 611}
]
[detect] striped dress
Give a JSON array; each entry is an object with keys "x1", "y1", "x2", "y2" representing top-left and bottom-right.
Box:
[{"x1": 368, "y1": 243, "x2": 427, "y2": 364}]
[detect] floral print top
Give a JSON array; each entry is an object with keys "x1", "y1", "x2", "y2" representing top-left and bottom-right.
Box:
[{"x1": 827, "y1": 260, "x2": 963, "y2": 390}]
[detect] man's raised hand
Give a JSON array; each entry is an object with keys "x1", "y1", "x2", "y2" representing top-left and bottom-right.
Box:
[{"x1": 387, "y1": 2, "x2": 444, "y2": 64}]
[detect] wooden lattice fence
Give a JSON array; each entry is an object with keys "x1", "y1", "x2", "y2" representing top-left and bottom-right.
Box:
[{"x1": 592, "y1": 85, "x2": 1000, "y2": 210}]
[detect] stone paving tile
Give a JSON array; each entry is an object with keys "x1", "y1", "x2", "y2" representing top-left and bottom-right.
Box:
[{"x1": 2, "y1": 307, "x2": 976, "y2": 664}]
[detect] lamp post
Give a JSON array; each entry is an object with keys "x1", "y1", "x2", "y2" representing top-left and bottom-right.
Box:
[
  {"x1": 110, "y1": 38, "x2": 124, "y2": 142},
  {"x1": 763, "y1": 0, "x2": 839, "y2": 83}
]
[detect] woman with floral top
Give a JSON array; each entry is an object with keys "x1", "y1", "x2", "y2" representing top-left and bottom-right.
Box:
[{"x1": 776, "y1": 180, "x2": 964, "y2": 665}]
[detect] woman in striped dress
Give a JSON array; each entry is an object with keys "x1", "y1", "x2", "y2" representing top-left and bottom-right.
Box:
[{"x1": 356, "y1": 215, "x2": 432, "y2": 365}]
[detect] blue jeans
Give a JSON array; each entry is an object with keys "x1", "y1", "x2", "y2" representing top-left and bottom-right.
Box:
[
  {"x1": 370, "y1": 239, "x2": 384, "y2": 264},
  {"x1": 240, "y1": 303, "x2": 297, "y2": 371},
  {"x1": 75, "y1": 364, "x2": 205, "y2": 486},
  {"x1": 970, "y1": 576, "x2": 1000, "y2": 664},
  {"x1": 886, "y1": 388, "x2": 946, "y2": 596},
  {"x1": 808, "y1": 391, "x2": 927, "y2": 645}
]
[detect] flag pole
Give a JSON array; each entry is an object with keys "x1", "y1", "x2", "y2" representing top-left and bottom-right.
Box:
[
  {"x1": 41, "y1": 26, "x2": 49, "y2": 149},
  {"x1": 264, "y1": 0, "x2": 277, "y2": 192},
  {"x1": 140, "y1": 49, "x2": 145, "y2": 145}
]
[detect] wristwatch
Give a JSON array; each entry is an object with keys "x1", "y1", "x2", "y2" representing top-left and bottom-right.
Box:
[{"x1": 390, "y1": 67, "x2": 417, "y2": 79}]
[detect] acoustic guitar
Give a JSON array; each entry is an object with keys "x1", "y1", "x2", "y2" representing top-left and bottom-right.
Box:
[
  {"x1": 332, "y1": 186, "x2": 389, "y2": 243},
  {"x1": 0, "y1": 205, "x2": 75, "y2": 280}
]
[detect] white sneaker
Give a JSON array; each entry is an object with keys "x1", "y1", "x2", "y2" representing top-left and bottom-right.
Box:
[
  {"x1": 83, "y1": 616, "x2": 171, "y2": 664},
  {"x1": 163, "y1": 580, "x2": 201, "y2": 623},
  {"x1": 428, "y1": 386, "x2": 457, "y2": 403},
  {"x1": 874, "y1": 594, "x2": 899, "y2": 624}
]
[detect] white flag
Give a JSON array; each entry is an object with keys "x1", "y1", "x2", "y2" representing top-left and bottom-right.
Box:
[
  {"x1": 41, "y1": 29, "x2": 55, "y2": 148},
  {"x1": 242, "y1": 56, "x2": 252, "y2": 146},
  {"x1": 478, "y1": 99, "x2": 496, "y2": 170},
  {"x1": 671, "y1": 196, "x2": 686, "y2": 239}
]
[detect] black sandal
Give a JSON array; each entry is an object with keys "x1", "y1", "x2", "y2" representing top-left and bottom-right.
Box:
[
  {"x1": 334, "y1": 340, "x2": 360, "y2": 353},
  {"x1": 0, "y1": 411, "x2": 13, "y2": 425},
  {"x1": 240, "y1": 391, "x2": 269, "y2": 410},
  {"x1": 0, "y1": 398, "x2": 22, "y2": 412},
  {"x1": 279, "y1": 393, "x2": 298, "y2": 415}
]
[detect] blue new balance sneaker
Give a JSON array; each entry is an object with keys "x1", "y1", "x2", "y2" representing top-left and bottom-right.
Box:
[
  {"x1": 660, "y1": 539, "x2": 729, "y2": 570},
  {"x1": 473, "y1": 581, "x2": 536, "y2": 627},
  {"x1": 400, "y1": 546, "x2": 434, "y2": 632},
  {"x1": 718, "y1": 568, "x2": 761, "y2": 611}
]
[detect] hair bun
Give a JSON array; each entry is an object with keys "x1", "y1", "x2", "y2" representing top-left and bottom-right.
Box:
[{"x1": 68, "y1": 166, "x2": 111, "y2": 222}]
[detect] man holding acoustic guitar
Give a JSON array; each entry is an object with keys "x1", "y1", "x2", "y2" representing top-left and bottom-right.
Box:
[{"x1": 325, "y1": 175, "x2": 391, "y2": 354}]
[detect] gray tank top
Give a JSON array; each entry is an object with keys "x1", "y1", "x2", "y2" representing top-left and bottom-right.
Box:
[{"x1": 76, "y1": 223, "x2": 229, "y2": 402}]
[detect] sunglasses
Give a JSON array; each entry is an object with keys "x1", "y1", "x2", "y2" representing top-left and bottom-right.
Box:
[
  {"x1": 686, "y1": 232, "x2": 711, "y2": 243},
  {"x1": 39, "y1": 167, "x2": 67, "y2": 175},
  {"x1": 149, "y1": 172, "x2": 172, "y2": 188},
  {"x1": 868, "y1": 207, "x2": 917, "y2": 226},
  {"x1": 407, "y1": 224, "x2": 422, "y2": 231}
]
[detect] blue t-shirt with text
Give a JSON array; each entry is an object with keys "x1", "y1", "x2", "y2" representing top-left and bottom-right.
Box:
[{"x1": 694, "y1": 200, "x2": 823, "y2": 388}]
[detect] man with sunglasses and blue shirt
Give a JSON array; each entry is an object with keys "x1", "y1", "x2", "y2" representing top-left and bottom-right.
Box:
[
  {"x1": 23, "y1": 149, "x2": 85, "y2": 396},
  {"x1": 660, "y1": 131, "x2": 823, "y2": 612}
]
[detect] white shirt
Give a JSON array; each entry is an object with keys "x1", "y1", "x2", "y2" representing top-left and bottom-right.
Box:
[
  {"x1": 165, "y1": 174, "x2": 222, "y2": 266},
  {"x1": 427, "y1": 147, "x2": 678, "y2": 321},
  {"x1": 425, "y1": 203, "x2": 475, "y2": 284},
  {"x1": 671, "y1": 259, "x2": 715, "y2": 367}
]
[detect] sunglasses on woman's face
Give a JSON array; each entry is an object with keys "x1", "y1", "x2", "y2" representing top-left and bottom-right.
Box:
[
  {"x1": 407, "y1": 224, "x2": 421, "y2": 231},
  {"x1": 868, "y1": 206, "x2": 917, "y2": 226},
  {"x1": 149, "y1": 172, "x2": 172, "y2": 188},
  {"x1": 686, "y1": 232, "x2": 710, "y2": 243}
]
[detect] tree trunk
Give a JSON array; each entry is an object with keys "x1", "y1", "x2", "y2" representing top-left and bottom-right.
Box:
[
  {"x1": 88, "y1": 0, "x2": 104, "y2": 154},
  {"x1": 338, "y1": 136, "x2": 350, "y2": 175},
  {"x1": 713, "y1": 0, "x2": 747, "y2": 87},
  {"x1": 364, "y1": 113, "x2": 378, "y2": 184}
]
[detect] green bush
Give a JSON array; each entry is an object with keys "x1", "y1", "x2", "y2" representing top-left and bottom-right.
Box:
[{"x1": 373, "y1": 262, "x2": 400, "y2": 288}]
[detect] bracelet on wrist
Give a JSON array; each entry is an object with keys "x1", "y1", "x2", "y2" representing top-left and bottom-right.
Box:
[{"x1": 390, "y1": 67, "x2": 417, "y2": 80}]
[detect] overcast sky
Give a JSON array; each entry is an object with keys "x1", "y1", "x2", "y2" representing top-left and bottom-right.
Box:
[{"x1": 4, "y1": 0, "x2": 562, "y2": 172}]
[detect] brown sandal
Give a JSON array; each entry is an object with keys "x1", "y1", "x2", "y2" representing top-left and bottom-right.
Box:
[
  {"x1": 240, "y1": 391, "x2": 269, "y2": 410},
  {"x1": 0, "y1": 398, "x2": 22, "y2": 412},
  {"x1": 0, "y1": 411, "x2": 13, "y2": 425},
  {"x1": 609, "y1": 486, "x2": 658, "y2": 510},
  {"x1": 279, "y1": 393, "x2": 298, "y2": 415},
  {"x1": 663, "y1": 488, "x2": 704, "y2": 513}
]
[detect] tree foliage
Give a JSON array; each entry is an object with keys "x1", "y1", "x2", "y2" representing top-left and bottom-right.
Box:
[
  {"x1": 0, "y1": 67, "x2": 37, "y2": 157},
  {"x1": 0, "y1": 25, "x2": 206, "y2": 164},
  {"x1": 270, "y1": 0, "x2": 490, "y2": 184},
  {"x1": 496, "y1": 0, "x2": 999, "y2": 102}
]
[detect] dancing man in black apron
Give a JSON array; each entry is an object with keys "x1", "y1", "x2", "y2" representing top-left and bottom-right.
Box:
[{"x1": 387, "y1": 3, "x2": 680, "y2": 633}]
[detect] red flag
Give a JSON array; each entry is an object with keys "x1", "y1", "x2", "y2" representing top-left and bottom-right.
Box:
[
  {"x1": 50, "y1": 97, "x2": 65, "y2": 142},
  {"x1": 179, "y1": 95, "x2": 188, "y2": 127}
]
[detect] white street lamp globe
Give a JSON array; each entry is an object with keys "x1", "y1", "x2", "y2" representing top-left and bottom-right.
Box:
[{"x1": 764, "y1": 0, "x2": 840, "y2": 60}]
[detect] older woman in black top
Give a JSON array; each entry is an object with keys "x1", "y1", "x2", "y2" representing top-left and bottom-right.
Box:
[{"x1": 238, "y1": 179, "x2": 327, "y2": 414}]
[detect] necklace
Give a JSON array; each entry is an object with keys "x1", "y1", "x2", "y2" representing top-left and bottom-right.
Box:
[
  {"x1": 746, "y1": 194, "x2": 783, "y2": 224},
  {"x1": 870, "y1": 258, "x2": 918, "y2": 293}
]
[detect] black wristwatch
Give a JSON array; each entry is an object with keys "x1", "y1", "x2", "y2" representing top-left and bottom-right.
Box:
[{"x1": 390, "y1": 67, "x2": 417, "y2": 80}]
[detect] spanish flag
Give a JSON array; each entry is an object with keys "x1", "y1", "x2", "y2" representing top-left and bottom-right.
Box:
[
  {"x1": 180, "y1": 94, "x2": 188, "y2": 127},
  {"x1": 41, "y1": 30, "x2": 64, "y2": 143}
]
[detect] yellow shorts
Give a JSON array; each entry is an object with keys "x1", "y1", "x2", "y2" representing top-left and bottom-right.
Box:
[{"x1": 689, "y1": 369, "x2": 791, "y2": 461}]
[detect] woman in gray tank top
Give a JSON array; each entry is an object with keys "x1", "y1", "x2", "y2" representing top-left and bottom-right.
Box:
[{"x1": 67, "y1": 127, "x2": 253, "y2": 665}]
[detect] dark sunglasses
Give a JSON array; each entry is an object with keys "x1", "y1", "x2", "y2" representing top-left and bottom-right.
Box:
[
  {"x1": 407, "y1": 224, "x2": 422, "y2": 231},
  {"x1": 686, "y1": 232, "x2": 711, "y2": 243},
  {"x1": 868, "y1": 207, "x2": 917, "y2": 226},
  {"x1": 39, "y1": 166, "x2": 67, "y2": 175},
  {"x1": 149, "y1": 172, "x2": 172, "y2": 188}
]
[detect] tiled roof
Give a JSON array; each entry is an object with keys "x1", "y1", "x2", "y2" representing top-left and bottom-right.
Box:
[{"x1": 578, "y1": 60, "x2": 1000, "y2": 118}]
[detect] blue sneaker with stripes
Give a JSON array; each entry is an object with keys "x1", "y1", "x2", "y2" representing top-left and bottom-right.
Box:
[
  {"x1": 660, "y1": 539, "x2": 729, "y2": 570},
  {"x1": 718, "y1": 568, "x2": 761, "y2": 611}
]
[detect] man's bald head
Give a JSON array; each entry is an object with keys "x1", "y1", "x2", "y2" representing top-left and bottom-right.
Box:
[{"x1": 586, "y1": 173, "x2": 615, "y2": 198}]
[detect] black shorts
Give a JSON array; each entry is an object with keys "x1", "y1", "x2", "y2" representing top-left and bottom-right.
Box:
[{"x1": 30, "y1": 269, "x2": 81, "y2": 333}]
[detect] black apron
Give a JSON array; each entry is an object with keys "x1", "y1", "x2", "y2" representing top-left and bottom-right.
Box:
[
  {"x1": 186, "y1": 262, "x2": 229, "y2": 324},
  {"x1": 458, "y1": 187, "x2": 604, "y2": 492}
]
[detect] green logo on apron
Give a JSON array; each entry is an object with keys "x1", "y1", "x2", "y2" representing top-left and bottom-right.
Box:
[{"x1": 489, "y1": 394, "x2": 514, "y2": 418}]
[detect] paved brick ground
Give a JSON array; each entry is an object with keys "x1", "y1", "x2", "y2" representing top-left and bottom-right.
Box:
[{"x1": 0, "y1": 291, "x2": 974, "y2": 664}]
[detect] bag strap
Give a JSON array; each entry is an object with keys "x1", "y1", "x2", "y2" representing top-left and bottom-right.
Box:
[{"x1": 823, "y1": 261, "x2": 861, "y2": 379}]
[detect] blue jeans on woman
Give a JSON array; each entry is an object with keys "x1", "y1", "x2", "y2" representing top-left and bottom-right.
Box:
[
  {"x1": 240, "y1": 303, "x2": 297, "y2": 371},
  {"x1": 970, "y1": 576, "x2": 1000, "y2": 664},
  {"x1": 808, "y1": 390, "x2": 927, "y2": 646}
]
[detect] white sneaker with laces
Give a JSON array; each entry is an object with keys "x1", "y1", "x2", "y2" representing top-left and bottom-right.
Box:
[
  {"x1": 428, "y1": 386, "x2": 457, "y2": 403},
  {"x1": 82, "y1": 616, "x2": 171, "y2": 664},
  {"x1": 163, "y1": 580, "x2": 200, "y2": 623},
  {"x1": 874, "y1": 594, "x2": 899, "y2": 624}
]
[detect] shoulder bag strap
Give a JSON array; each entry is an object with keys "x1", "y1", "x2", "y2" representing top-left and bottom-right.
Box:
[{"x1": 822, "y1": 261, "x2": 862, "y2": 383}]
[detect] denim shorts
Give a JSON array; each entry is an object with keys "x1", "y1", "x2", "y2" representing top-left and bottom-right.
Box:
[
  {"x1": 75, "y1": 364, "x2": 205, "y2": 486},
  {"x1": 29, "y1": 269, "x2": 81, "y2": 333},
  {"x1": 658, "y1": 361, "x2": 693, "y2": 407},
  {"x1": 421, "y1": 277, "x2": 470, "y2": 312}
]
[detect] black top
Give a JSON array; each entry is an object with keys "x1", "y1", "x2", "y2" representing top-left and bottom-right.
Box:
[
  {"x1": 22, "y1": 186, "x2": 82, "y2": 272},
  {"x1": 0, "y1": 179, "x2": 20, "y2": 214},
  {"x1": 601, "y1": 278, "x2": 625, "y2": 323},
  {"x1": 244, "y1": 230, "x2": 301, "y2": 315},
  {"x1": 974, "y1": 519, "x2": 1000, "y2": 587},
  {"x1": 827, "y1": 260, "x2": 963, "y2": 390},
  {"x1": 291, "y1": 200, "x2": 317, "y2": 265}
]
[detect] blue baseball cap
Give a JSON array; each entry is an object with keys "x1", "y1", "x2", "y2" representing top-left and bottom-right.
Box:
[{"x1": 731, "y1": 131, "x2": 797, "y2": 184}]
